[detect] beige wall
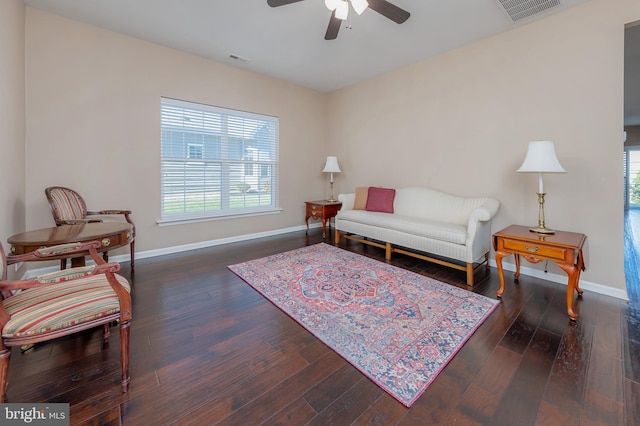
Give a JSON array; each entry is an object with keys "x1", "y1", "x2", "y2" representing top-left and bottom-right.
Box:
[
  {"x1": 16, "y1": 1, "x2": 640, "y2": 295},
  {"x1": 327, "y1": 0, "x2": 640, "y2": 293},
  {"x1": 0, "y1": 0, "x2": 26, "y2": 259},
  {"x1": 25, "y1": 8, "x2": 328, "y2": 256}
]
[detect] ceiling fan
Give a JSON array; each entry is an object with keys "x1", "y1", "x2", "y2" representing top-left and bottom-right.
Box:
[{"x1": 267, "y1": 0, "x2": 410, "y2": 40}]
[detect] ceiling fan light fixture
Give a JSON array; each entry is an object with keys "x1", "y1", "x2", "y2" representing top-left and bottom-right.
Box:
[
  {"x1": 351, "y1": 0, "x2": 369, "y2": 15},
  {"x1": 324, "y1": 0, "x2": 339, "y2": 11},
  {"x1": 335, "y1": 1, "x2": 349, "y2": 20}
]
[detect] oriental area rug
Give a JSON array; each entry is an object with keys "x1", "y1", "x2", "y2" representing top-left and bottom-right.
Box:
[{"x1": 228, "y1": 243, "x2": 499, "y2": 407}]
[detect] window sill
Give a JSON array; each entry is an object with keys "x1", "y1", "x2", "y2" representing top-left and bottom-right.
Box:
[{"x1": 157, "y1": 208, "x2": 283, "y2": 226}]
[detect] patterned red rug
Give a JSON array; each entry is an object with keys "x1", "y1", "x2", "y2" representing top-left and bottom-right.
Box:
[{"x1": 228, "y1": 243, "x2": 499, "y2": 407}]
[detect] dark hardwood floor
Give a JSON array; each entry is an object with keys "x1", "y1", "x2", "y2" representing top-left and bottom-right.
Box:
[{"x1": 5, "y1": 227, "x2": 640, "y2": 425}]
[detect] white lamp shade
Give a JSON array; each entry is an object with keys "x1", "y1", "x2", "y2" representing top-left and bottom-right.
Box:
[
  {"x1": 325, "y1": 0, "x2": 339, "y2": 11},
  {"x1": 517, "y1": 141, "x2": 566, "y2": 173},
  {"x1": 335, "y1": 1, "x2": 349, "y2": 19},
  {"x1": 322, "y1": 156, "x2": 342, "y2": 173},
  {"x1": 351, "y1": 0, "x2": 369, "y2": 15}
]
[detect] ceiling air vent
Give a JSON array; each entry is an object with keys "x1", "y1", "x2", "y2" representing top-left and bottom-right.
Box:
[{"x1": 495, "y1": 0, "x2": 562, "y2": 23}]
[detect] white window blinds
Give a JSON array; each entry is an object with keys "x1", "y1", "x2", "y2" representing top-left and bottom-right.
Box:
[{"x1": 160, "y1": 98, "x2": 279, "y2": 221}]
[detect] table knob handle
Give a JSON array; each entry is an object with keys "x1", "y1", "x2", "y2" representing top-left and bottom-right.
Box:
[
  {"x1": 101, "y1": 238, "x2": 111, "y2": 247},
  {"x1": 525, "y1": 245, "x2": 539, "y2": 253}
]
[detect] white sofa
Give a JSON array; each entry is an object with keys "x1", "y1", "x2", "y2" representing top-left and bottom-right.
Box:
[{"x1": 335, "y1": 187, "x2": 500, "y2": 285}]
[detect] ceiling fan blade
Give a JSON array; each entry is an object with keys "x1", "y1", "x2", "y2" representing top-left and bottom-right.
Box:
[
  {"x1": 367, "y1": 0, "x2": 410, "y2": 24},
  {"x1": 325, "y1": 11, "x2": 341, "y2": 40},
  {"x1": 267, "y1": 0, "x2": 305, "y2": 7}
]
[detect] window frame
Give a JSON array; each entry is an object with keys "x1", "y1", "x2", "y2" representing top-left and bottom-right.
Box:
[{"x1": 159, "y1": 97, "x2": 280, "y2": 224}]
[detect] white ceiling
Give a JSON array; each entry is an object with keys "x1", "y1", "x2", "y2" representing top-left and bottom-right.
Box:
[
  {"x1": 20, "y1": 1, "x2": 640, "y2": 124},
  {"x1": 24, "y1": 0, "x2": 595, "y2": 91}
]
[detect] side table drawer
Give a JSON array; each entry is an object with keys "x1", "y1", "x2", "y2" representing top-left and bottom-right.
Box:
[
  {"x1": 307, "y1": 204, "x2": 323, "y2": 218},
  {"x1": 99, "y1": 232, "x2": 127, "y2": 249},
  {"x1": 502, "y1": 239, "x2": 566, "y2": 261}
]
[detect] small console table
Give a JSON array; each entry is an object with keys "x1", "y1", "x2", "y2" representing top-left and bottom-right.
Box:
[
  {"x1": 493, "y1": 224, "x2": 587, "y2": 320},
  {"x1": 305, "y1": 200, "x2": 342, "y2": 239}
]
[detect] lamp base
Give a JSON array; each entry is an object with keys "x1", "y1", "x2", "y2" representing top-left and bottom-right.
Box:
[
  {"x1": 529, "y1": 192, "x2": 555, "y2": 234},
  {"x1": 325, "y1": 198, "x2": 338, "y2": 203},
  {"x1": 529, "y1": 225, "x2": 555, "y2": 234}
]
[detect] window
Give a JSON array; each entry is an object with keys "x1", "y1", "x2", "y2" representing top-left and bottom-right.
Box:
[
  {"x1": 626, "y1": 148, "x2": 640, "y2": 209},
  {"x1": 160, "y1": 98, "x2": 279, "y2": 222}
]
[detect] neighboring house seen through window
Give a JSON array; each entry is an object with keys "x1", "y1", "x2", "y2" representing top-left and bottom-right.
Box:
[{"x1": 160, "y1": 97, "x2": 279, "y2": 222}]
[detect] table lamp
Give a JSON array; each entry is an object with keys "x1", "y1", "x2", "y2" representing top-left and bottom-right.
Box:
[
  {"x1": 517, "y1": 140, "x2": 566, "y2": 234},
  {"x1": 322, "y1": 156, "x2": 341, "y2": 202}
]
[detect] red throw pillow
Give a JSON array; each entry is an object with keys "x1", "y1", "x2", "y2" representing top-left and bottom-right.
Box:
[{"x1": 365, "y1": 187, "x2": 396, "y2": 213}]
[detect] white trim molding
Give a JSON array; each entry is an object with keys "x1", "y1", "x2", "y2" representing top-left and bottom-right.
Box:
[{"x1": 489, "y1": 259, "x2": 629, "y2": 301}]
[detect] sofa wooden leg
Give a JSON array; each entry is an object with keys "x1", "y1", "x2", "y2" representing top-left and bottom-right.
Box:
[
  {"x1": 385, "y1": 242, "x2": 392, "y2": 260},
  {"x1": 335, "y1": 229, "x2": 340, "y2": 245},
  {"x1": 485, "y1": 253, "x2": 490, "y2": 270},
  {"x1": 466, "y1": 263, "x2": 474, "y2": 286}
]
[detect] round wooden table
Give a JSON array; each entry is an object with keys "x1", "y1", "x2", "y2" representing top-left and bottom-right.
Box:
[{"x1": 8, "y1": 222, "x2": 134, "y2": 267}]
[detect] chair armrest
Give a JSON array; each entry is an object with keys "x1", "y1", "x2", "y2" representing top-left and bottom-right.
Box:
[
  {"x1": 86, "y1": 210, "x2": 135, "y2": 235},
  {"x1": 37, "y1": 262, "x2": 120, "y2": 283},
  {"x1": 87, "y1": 209, "x2": 132, "y2": 216},
  {"x1": 0, "y1": 261, "x2": 120, "y2": 292},
  {"x1": 6, "y1": 241, "x2": 104, "y2": 266},
  {"x1": 59, "y1": 218, "x2": 103, "y2": 225}
]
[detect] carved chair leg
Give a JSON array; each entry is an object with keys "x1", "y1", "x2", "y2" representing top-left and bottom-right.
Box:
[
  {"x1": 119, "y1": 320, "x2": 131, "y2": 393},
  {"x1": 130, "y1": 241, "x2": 135, "y2": 270},
  {"x1": 0, "y1": 346, "x2": 11, "y2": 402},
  {"x1": 103, "y1": 323, "x2": 111, "y2": 348}
]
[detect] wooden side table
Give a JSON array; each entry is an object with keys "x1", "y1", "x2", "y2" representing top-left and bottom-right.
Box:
[
  {"x1": 305, "y1": 200, "x2": 342, "y2": 239},
  {"x1": 8, "y1": 222, "x2": 134, "y2": 268},
  {"x1": 493, "y1": 225, "x2": 587, "y2": 320}
]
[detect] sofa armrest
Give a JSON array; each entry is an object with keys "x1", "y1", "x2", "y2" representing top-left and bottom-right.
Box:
[
  {"x1": 468, "y1": 199, "x2": 500, "y2": 223},
  {"x1": 466, "y1": 198, "x2": 500, "y2": 245},
  {"x1": 337, "y1": 193, "x2": 355, "y2": 211}
]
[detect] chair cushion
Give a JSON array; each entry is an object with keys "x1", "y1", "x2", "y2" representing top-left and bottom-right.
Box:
[
  {"x1": 48, "y1": 188, "x2": 86, "y2": 220},
  {"x1": 2, "y1": 274, "x2": 130, "y2": 339}
]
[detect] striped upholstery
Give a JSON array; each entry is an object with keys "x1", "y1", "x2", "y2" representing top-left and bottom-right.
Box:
[
  {"x1": 48, "y1": 187, "x2": 86, "y2": 221},
  {"x1": 2, "y1": 274, "x2": 130, "y2": 338},
  {"x1": 35, "y1": 242, "x2": 83, "y2": 257},
  {"x1": 36, "y1": 265, "x2": 97, "y2": 283}
]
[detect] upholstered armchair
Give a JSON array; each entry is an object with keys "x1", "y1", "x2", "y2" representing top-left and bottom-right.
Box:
[
  {"x1": 45, "y1": 186, "x2": 135, "y2": 269},
  {"x1": 0, "y1": 240, "x2": 132, "y2": 402}
]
